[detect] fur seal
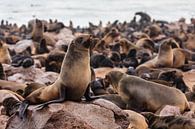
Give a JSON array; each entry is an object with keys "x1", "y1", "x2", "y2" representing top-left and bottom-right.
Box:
[
  {"x1": 0, "y1": 80, "x2": 27, "y2": 92},
  {"x1": 101, "y1": 28, "x2": 120, "y2": 46},
  {"x1": 172, "y1": 48, "x2": 195, "y2": 69},
  {"x1": 185, "y1": 34, "x2": 195, "y2": 52},
  {"x1": 0, "y1": 39, "x2": 11, "y2": 64},
  {"x1": 31, "y1": 19, "x2": 55, "y2": 46},
  {"x1": 45, "y1": 50, "x2": 65, "y2": 73},
  {"x1": 124, "y1": 110, "x2": 148, "y2": 129},
  {"x1": 142, "y1": 112, "x2": 195, "y2": 129},
  {"x1": 104, "y1": 71, "x2": 190, "y2": 112},
  {"x1": 136, "y1": 38, "x2": 177, "y2": 72},
  {"x1": 90, "y1": 54, "x2": 114, "y2": 68},
  {"x1": 19, "y1": 34, "x2": 97, "y2": 118}
]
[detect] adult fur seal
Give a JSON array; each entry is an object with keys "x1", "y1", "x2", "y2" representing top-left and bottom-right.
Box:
[
  {"x1": 0, "y1": 39, "x2": 11, "y2": 64},
  {"x1": 142, "y1": 112, "x2": 195, "y2": 129},
  {"x1": 19, "y1": 34, "x2": 96, "y2": 118},
  {"x1": 104, "y1": 71, "x2": 190, "y2": 112},
  {"x1": 136, "y1": 38, "x2": 177, "y2": 73}
]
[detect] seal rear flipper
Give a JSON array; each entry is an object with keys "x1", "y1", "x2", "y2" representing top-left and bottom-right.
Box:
[
  {"x1": 35, "y1": 86, "x2": 66, "y2": 110},
  {"x1": 19, "y1": 100, "x2": 29, "y2": 119}
]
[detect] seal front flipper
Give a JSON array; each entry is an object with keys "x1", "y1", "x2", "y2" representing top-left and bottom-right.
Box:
[
  {"x1": 84, "y1": 84, "x2": 100, "y2": 101},
  {"x1": 19, "y1": 100, "x2": 29, "y2": 119},
  {"x1": 35, "y1": 86, "x2": 66, "y2": 110}
]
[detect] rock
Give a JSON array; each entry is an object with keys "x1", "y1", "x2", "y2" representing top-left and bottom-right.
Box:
[
  {"x1": 8, "y1": 40, "x2": 34, "y2": 54},
  {"x1": 92, "y1": 99, "x2": 129, "y2": 129},
  {"x1": 6, "y1": 101, "x2": 127, "y2": 129},
  {"x1": 124, "y1": 110, "x2": 148, "y2": 129},
  {"x1": 55, "y1": 28, "x2": 75, "y2": 45},
  {"x1": 157, "y1": 105, "x2": 181, "y2": 116},
  {"x1": 3, "y1": 65, "x2": 58, "y2": 85}
]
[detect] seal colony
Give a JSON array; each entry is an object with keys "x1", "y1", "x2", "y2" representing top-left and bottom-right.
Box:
[{"x1": 0, "y1": 12, "x2": 195, "y2": 128}]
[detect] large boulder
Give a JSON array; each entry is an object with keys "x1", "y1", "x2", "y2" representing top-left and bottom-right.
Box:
[{"x1": 6, "y1": 100, "x2": 130, "y2": 129}]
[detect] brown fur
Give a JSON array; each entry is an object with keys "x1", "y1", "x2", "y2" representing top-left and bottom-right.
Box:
[
  {"x1": 119, "y1": 38, "x2": 137, "y2": 55},
  {"x1": 94, "y1": 67, "x2": 127, "y2": 78},
  {"x1": 104, "y1": 71, "x2": 190, "y2": 112},
  {"x1": 124, "y1": 110, "x2": 148, "y2": 129},
  {"x1": 25, "y1": 34, "x2": 92, "y2": 104},
  {"x1": 0, "y1": 40, "x2": 11, "y2": 64},
  {"x1": 136, "y1": 38, "x2": 176, "y2": 72},
  {"x1": 31, "y1": 19, "x2": 55, "y2": 46},
  {"x1": 135, "y1": 38, "x2": 155, "y2": 52},
  {"x1": 185, "y1": 34, "x2": 195, "y2": 52},
  {"x1": 142, "y1": 112, "x2": 195, "y2": 129},
  {"x1": 100, "y1": 94, "x2": 126, "y2": 109},
  {"x1": 102, "y1": 28, "x2": 120, "y2": 46},
  {"x1": 23, "y1": 82, "x2": 46, "y2": 98},
  {"x1": 0, "y1": 80, "x2": 27, "y2": 92},
  {"x1": 144, "y1": 24, "x2": 162, "y2": 38},
  {"x1": 173, "y1": 48, "x2": 195, "y2": 68},
  {"x1": 0, "y1": 90, "x2": 24, "y2": 104}
]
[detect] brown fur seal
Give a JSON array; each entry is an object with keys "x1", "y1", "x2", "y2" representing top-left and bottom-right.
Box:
[
  {"x1": 0, "y1": 39, "x2": 11, "y2": 64},
  {"x1": 45, "y1": 50, "x2": 65, "y2": 73},
  {"x1": 104, "y1": 71, "x2": 190, "y2": 112},
  {"x1": 2, "y1": 97, "x2": 21, "y2": 116},
  {"x1": 0, "y1": 90, "x2": 24, "y2": 104},
  {"x1": 31, "y1": 19, "x2": 55, "y2": 46},
  {"x1": 19, "y1": 34, "x2": 96, "y2": 118},
  {"x1": 135, "y1": 37, "x2": 155, "y2": 52},
  {"x1": 119, "y1": 38, "x2": 137, "y2": 55},
  {"x1": 0, "y1": 80, "x2": 27, "y2": 92},
  {"x1": 94, "y1": 67, "x2": 127, "y2": 78},
  {"x1": 172, "y1": 48, "x2": 195, "y2": 69},
  {"x1": 100, "y1": 94, "x2": 126, "y2": 109},
  {"x1": 22, "y1": 82, "x2": 46, "y2": 98},
  {"x1": 185, "y1": 34, "x2": 195, "y2": 52},
  {"x1": 136, "y1": 38, "x2": 177, "y2": 72},
  {"x1": 142, "y1": 112, "x2": 195, "y2": 129},
  {"x1": 101, "y1": 28, "x2": 120, "y2": 46},
  {"x1": 124, "y1": 110, "x2": 148, "y2": 129}
]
